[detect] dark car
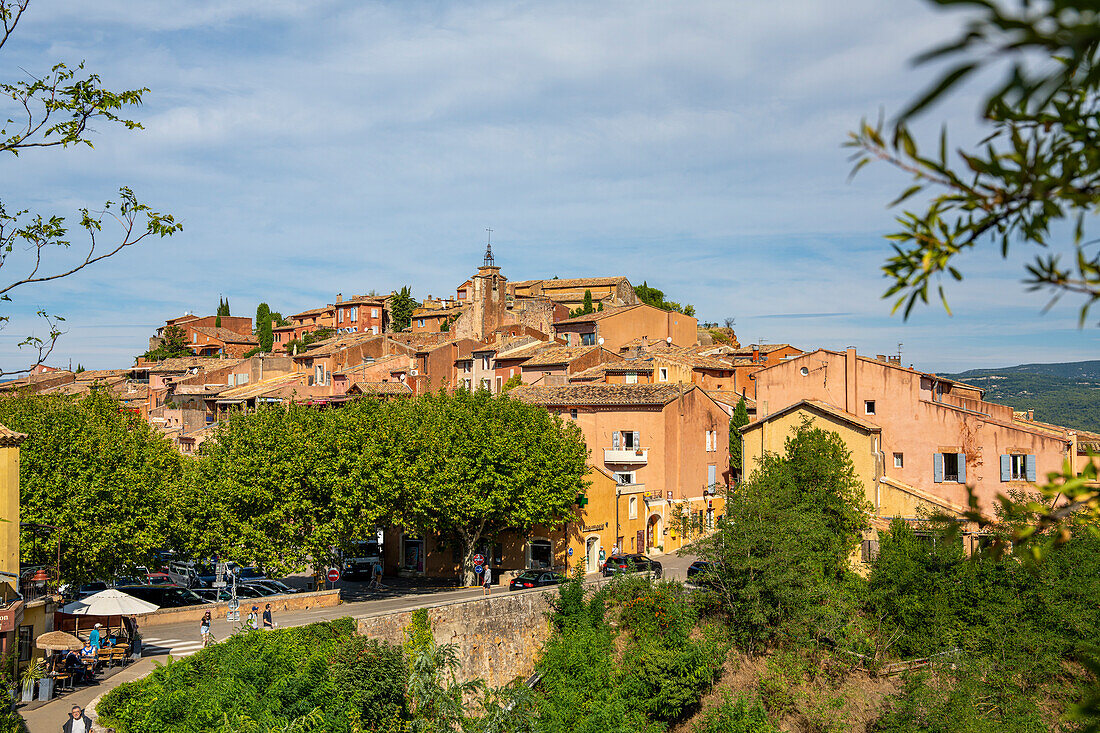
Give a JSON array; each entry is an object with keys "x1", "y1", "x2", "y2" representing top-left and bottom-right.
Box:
[
  {"x1": 231, "y1": 566, "x2": 269, "y2": 582},
  {"x1": 244, "y1": 580, "x2": 299, "y2": 595},
  {"x1": 686, "y1": 560, "x2": 717, "y2": 586},
  {"x1": 601, "y1": 554, "x2": 663, "y2": 578},
  {"x1": 117, "y1": 584, "x2": 205, "y2": 608},
  {"x1": 509, "y1": 571, "x2": 565, "y2": 591}
]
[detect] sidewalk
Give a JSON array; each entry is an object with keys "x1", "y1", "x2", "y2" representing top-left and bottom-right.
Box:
[{"x1": 21, "y1": 658, "x2": 157, "y2": 733}]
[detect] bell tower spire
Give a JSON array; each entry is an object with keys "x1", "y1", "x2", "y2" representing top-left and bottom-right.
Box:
[{"x1": 483, "y1": 227, "x2": 495, "y2": 267}]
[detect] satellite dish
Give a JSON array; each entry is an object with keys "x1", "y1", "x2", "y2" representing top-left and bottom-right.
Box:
[
  {"x1": 666, "y1": 336, "x2": 673, "y2": 345},
  {"x1": 598, "y1": 337, "x2": 604, "y2": 346}
]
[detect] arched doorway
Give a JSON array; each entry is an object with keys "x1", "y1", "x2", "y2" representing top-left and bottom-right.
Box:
[
  {"x1": 585, "y1": 536, "x2": 602, "y2": 572},
  {"x1": 646, "y1": 515, "x2": 662, "y2": 551}
]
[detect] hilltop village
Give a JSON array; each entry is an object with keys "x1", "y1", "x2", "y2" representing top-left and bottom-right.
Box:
[{"x1": 5, "y1": 245, "x2": 1098, "y2": 586}]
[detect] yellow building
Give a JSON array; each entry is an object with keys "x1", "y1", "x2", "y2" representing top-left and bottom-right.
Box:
[{"x1": 0, "y1": 425, "x2": 26, "y2": 662}]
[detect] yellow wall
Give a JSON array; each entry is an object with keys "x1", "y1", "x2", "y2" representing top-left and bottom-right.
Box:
[
  {"x1": 0, "y1": 445, "x2": 19, "y2": 591},
  {"x1": 741, "y1": 406, "x2": 881, "y2": 510}
]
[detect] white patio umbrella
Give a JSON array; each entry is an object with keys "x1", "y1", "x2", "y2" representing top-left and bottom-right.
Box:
[{"x1": 62, "y1": 588, "x2": 159, "y2": 616}]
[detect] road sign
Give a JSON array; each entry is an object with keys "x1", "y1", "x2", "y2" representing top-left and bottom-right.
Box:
[
  {"x1": 212, "y1": 581, "x2": 226, "y2": 588},
  {"x1": 228, "y1": 598, "x2": 239, "y2": 611},
  {"x1": 326, "y1": 567, "x2": 341, "y2": 583},
  {"x1": 567, "y1": 547, "x2": 574, "y2": 557},
  {"x1": 473, "y1": 565, "x2": 484, "y2": 574},
  {"x1": 472, "y1": 554, "x2": 485, "y2": 566}
]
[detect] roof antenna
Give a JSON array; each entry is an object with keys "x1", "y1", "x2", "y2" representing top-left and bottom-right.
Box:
[{"x1": 483, "y1": 228, "x2": 495, "y2": 267}]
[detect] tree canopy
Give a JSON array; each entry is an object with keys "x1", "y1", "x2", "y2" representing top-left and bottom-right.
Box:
[
  {"x1": 0, "y1": 391, "x2": 188, "y2": 582},
  {"x1": 140, "y1": 324, "x2": 192, "y2": 361},
  {"x1": 389, "y1": 286, "x2": 419, "y2": 332},
  {"x1": 632, "y1": 281, "x2": 695, "y2": 317},
  {"x1": 729, "y1": 397, "x2": 749, "y2": 476}
]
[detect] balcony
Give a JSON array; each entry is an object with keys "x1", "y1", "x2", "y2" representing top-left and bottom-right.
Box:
[
  {"x1": 614, "y1": 482, "x2": 647, "y2": 495},
  {"x1": 604, "y1": 447, "x2": 648, "y2": 464}
]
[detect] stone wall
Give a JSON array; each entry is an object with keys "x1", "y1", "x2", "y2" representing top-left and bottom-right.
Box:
[
  {"x1": 357, "y1": 582, "x2": 606, "y2": 688},
  {"x1": 126, "y1": 589, "x2": 341, "y2": 627}
]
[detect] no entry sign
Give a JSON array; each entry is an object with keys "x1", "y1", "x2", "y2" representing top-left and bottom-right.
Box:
[
  {"x1": 326, "y1": 567, "x2": 341, "y2": 583},
  {"x1": 472, "y1": 554, "x2": 485, "y2": 566}
]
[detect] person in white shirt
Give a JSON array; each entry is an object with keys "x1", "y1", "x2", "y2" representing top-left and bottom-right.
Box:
[{"x1": 63, "y1": 705, "x2": 92, "y2": 733}]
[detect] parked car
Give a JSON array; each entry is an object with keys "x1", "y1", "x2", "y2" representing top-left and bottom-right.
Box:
[
  {"x1": 509, "y1": 571, "x2": 565, "y2": 591},
  {"x1": 145, "y1": 572, "x2": 174, "y2": 585},
  {"x1": 244, "y1": 580, "x2": 299, "y2": 595},
  {"x1": 686, "y1": 560, "x2": 718, "y2": 587},
  {"x1": 77, "y1": 581, "x2": 109, "y2": 599},
  {"x1": 116, "y1": 584, "x2": 206, "y2": 608},
  {"x1": 227, "y1": 565, "x2": 269, "y2": 582},
  {"x1": 193, "y1": 588, "x2": 233, "y2": 604},
  {"x1": 233, "y1": 584, "x2": 268, "y2": 599},
  {"x1": 601, "y1": 554, "x2": 663, "y2": 578}
]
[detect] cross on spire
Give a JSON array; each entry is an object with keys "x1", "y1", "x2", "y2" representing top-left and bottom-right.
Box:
[{"x1": 483, "y1": 227, "x2": 495, "y2": 267}]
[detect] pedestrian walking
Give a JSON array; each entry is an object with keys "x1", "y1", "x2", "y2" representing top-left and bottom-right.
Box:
[
  {"x1": 200, "y1": 610, "x2": 213, "y2": 647},
  {"x1": 262, "y1": 603, "x2": 274, "y2": 629},
  {"x1": 482, "y1": 566, "x2": 492, "y2": 595},
  {"x1": 88, "y1": 623, "x2": 102, "y2": 650},
  {"x1": 247, "y1": 607, "x2": 259, "y2": 630},
  {"x1": 62, "y1": 705, "x2": 93, "y2": 733}
]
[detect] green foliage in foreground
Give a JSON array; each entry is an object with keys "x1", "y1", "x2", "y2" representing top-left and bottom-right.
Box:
[
  {"x1": 632, "y1": 281, "x2": 696, "y2": 317},
  {"x1": 0, "y1": 391, "x2": 187, "y2": 582},
  {"x1": 96, "y1": 619, "x2": 406, "y2": 733},
  {"x1": 536, "y1": 573, "x2": 728, "y2": 732},
  {"x1": 941, "y1": 367, "x2": 1100, "y2": 434}
]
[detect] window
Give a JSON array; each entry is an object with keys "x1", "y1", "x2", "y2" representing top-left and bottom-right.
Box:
[
  {"x1": 659, "y1": 367, "x2": 668, "y2": 382},
  {"x1": 371, "y1": 308, "x2": 379, "y2": 318},
  {"x1": 800, "y1": 366, "x2": 809, "y2": 376},
  {"x1": 480, "y1": 378, "x2": 491, "y2": 390},
  {"x1": 629, "y1": 496, "x2": 638, "y2": 519},
  {"x1": 613, "y1": 430, "x2": 639, "y2": 449},
  {"x1": 417, "y1": 318, "x2": 424, "y2": 328},
  {"x1": 192, "y1": 333, "x2": 197, "y2": 343},
  {"x1": 497, "y1": 376, "x2": 503, "y2": 392},
  {"x1": 458, "y1": 289, "x2": 467, "y2": 300},
  {"x1": 1001, "y1": 454, "x2": 1036, "y2": 482},
  {"x1": 463, "y1": 361, "x2": 472, "y2": 373},
  {"x1": 705, "y1": 430, "x2": 717, "y2": 452},
  {"x1": 527, "y1": 539, "x2": 552, "y2": 569},
  {"x1": 934, "y1": 452, "x2": 965, "y2": 483},
  {"x1": 893, "y1": 452, "x2": 903, "y2": 469},
  {"x1": 625, "y1": 372, "x2": 638, "y2": 384},
  {"x1": 372, "y1": 326, "x2": 378, "y2": 335},
  {"x1": 482, "y1": 355, "x2": 491, "y2": 370},
  {"x1": 707, "y1": 464, "x2": 717, "y2": 486},
  {"x1": 350, "y1": 307, "x2": 357, "y2": 322},
  {"x1": 570, "y1": 409, "x2": 578, "y2": 419},
  {"x1": 17, "y1": 625, "x2": 32, "y2": 662},
  {"x1": 315, "y1": 364, "x2": 326, "y2": 386},
  {"x1": 581, "y1": 333, "x2": 596, "y2": 346},
  {"x1": 865, "y1": 400, "x2": 876, "y2": 415},
  {"x1": 338, "y1": 309, "x2": 344, "y2": 324},
  {"x1": 615, "y1": 471, "x2": 635, "y2": 485},
  {"x1": 463, "y1": 378, "x2": 471, "y2": 390}
]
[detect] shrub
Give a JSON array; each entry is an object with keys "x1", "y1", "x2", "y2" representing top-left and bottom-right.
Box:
[{"x1": 694, "y1": 694, "x2": 776, "y2": 733}]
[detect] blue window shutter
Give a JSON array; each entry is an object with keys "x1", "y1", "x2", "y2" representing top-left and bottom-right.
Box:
[
  {"x1": 1026, "y1": 455, "x2": 1037, "y2": 482},
  {"x1": 957, "y1": 453, "x2": 967, "y2": 484},
  {"x1": 933, "y1": 453, "x2": 944, "y2": 483},
  {"x1": 1000, "y1": 455, "x2": 1011, "y2": 482}
]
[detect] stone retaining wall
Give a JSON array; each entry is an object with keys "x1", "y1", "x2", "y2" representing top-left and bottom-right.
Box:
[{"x1": 135, "y1": 589, "x2": 341, "y2": 627}]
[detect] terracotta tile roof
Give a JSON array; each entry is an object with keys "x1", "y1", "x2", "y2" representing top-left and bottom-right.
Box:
[
  {"x1": 290, "y1": 306, "x2": 333, "y2": 319},
  {"x1": 556, "y1": 304, "x2": 642, "y2": 324},
  {"x1": 335, "y1": 354, "x2": 406, "y2": 376},
  {"x1": 732, "y1": 343, "x2": 796, "y2": 355},
  {"x1": 336, "y1": 294, "x2": 386, "y2": 305},
  {"x1": 510, "y1": 383, "x2": 690, "y2": 406},
  {"x1": 744, "y1": 399, "x2": 880, "y2": 433},
  {"x1": 75, "y1": 369, "x2": 129, "y2": 381},
  {"x1": 174, "y1": 384, "x2": 229, "y2": 396},
  {"x1": 142, "y1": 357, "x2": 241, "y2": 374},
  {"x1": 217, "y1": 373, "x2": 306, "y2": 401},
  {"x1": 302, "y1": 333, "x2": 383, "y2": 357},
  {"x1": 520, "y1": 345, "x2": 601, "y2": 368},
  {"x1": 704, "y1": 390, "x2": 755, "y2": 408},
  {"x1": 0, "y1": 423, "x2": 28, "y2": 446},
  {"x1": 191, "y1": 326, "x2": 259, "y2": 345},
  {"x1": 516, "y1": 276, "x2": 629, "y2": 289},
  {"x1": 652, "y1": 351, "x2": 735, "y2": 371},
  {"x1": 348, "y1": 381, "x2": 413, "y2": 395},
  {"x1": 495, "y1": 340, "x2": 552, "y2": 361}
]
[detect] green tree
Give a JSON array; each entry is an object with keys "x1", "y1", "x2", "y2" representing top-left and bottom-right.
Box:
[
  {"x1": 729, "y1": 397, "x2": 749, "y2": 477},
  {"x1": 0, "y1": 392, "x2": 187, "y2": 582},
  {"x1": 393, "y1": 389, "x2": 590, "y2": 586},
  {"x1": 693, "y1": 419, "x2": 869, "y2": 648},
  {"x1": 501, "y1": 374, "x2": 523, "y2": 392},
  {"x1": 217, "y1": 297, "x2": 230, "y2": 317},
  {"x1": 848, "y1": 0, "x2": 1100, "y2": 324},
  {"x1": 255, "y1": 302, "x2": 274, "y2": 352},
  {"x1": 389, "y1": 286, "x2": 419, "y2": 332},
  {"x1": 141, "y1": 324, "x2": 192, "y2": 361},
  {"x1": 0, "y1": 0, "x2": 181, "y2": 376},
  {"x1": 632, "y1": 281, "x2": 695, "y2": 317}
]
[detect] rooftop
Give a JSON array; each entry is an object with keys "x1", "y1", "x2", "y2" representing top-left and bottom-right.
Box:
[
  {"x1": 347, "y1": 381, "x2": 413, "y2": 396},
  {"x1": 520, "y1": 345, "x2": 601, "y2": 368},
  {"x1": 191, "y1": 326, "x2": 259, "y2": 345},
  {"x1": 510, "y1": 383, "x2": 690, "y2": 407},
  {"x1": 0, "y1": 424, "x2": 27, "y2": 447},
  {"x1": 513, "y1": 276, "x2": 629, "y2": 289}
]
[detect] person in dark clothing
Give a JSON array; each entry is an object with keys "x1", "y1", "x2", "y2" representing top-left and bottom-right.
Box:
[
  {"x1": 262, "y1": 604, "x2": 273, "y2": 629},
  {"x1": 62, "y1": 705, "x2": 93, "y2": 733}
]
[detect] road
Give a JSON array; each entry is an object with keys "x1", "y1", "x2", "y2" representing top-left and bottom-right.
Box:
[{"x1": 23, "y1": 551, "x2": 697, "y2": 732}]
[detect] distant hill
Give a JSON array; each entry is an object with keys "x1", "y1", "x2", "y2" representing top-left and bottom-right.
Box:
[{"x1": 942, "y1": 360, "x2": 1100, "y2": 434}]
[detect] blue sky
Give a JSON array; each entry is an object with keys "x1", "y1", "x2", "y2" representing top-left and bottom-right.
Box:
[{"x1": 2, "y1": 0, "x2": 1097, "y2": 373}]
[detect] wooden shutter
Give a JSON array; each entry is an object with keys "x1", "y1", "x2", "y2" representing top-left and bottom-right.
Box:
[
  {"x1": 1026, "y1": 455, "x2": 1037, "y2": 482},
  {"x1": 612, "y1": 432, "x2": 620, "y2": 449},
  {"x1": 633, "y1": 431, "x2": 641, "y2": 449},
  {"x1": 957, "y1": 453, "x2": 967, "y2": 484},
  {"x1": 708, "y1": 464, "x2": 716, "y2": 485},
  {"x1": 1000, "y1": 455, "x2": 1011, "y2": 482},
  {"x1": 933, "y1": 453, "x2": 944, "y2": 483}
]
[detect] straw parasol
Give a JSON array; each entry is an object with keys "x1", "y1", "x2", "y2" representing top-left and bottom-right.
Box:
[
  {"x1": 35, "y1": 631, "x2": 82, "y2": 651},
  {"x1": 61, "y1": 589, "x2": 159, "y2": 616}
]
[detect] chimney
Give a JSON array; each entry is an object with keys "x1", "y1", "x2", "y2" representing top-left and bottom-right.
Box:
[
  {"x1": 1027, "y1": 409, "x2": 1034, "y2": 421},
  {"x1": 751, "y1": 344, "x2": 759, "y2": 362},
  {"x1": 876, "y1": 354, "x2": 887, "y2": 362},
  {"x1": 336, "y1": 293, "x2": 342, "y2": 303},
  {"x1": 845, "y1": 346, "x2": 858, "y2": 414}
]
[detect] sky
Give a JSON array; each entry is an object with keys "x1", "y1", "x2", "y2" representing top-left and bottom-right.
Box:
[{"x1": 2, "y1": 0, "x2": 1097, "y2": 374}]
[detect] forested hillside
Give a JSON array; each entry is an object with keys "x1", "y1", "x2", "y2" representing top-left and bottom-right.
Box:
[{"x1": 942, "y1": 360, "x2": 1100, "y2": 433}]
